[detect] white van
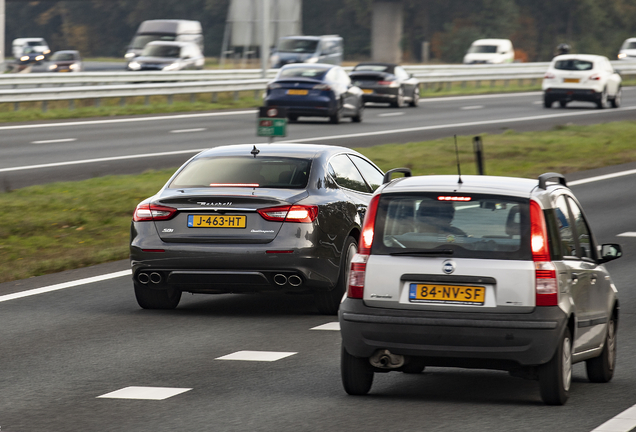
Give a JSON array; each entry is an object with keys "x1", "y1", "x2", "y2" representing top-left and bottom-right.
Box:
[
  {"x1": 270, "y1": 35, "x2": 343, "y2": 68},
  {"x1": 124, "y1": 20, "x2": 203, "y2": 61},
  {"x1": 463, "y1": 39, "x2": 514, "y2": 64},
  {"x1": 12, "y1": 38, "x2": 50, "y2": 58},
  {"x1": 617, "y1": 37, "x2": 636, "y2": 60}
]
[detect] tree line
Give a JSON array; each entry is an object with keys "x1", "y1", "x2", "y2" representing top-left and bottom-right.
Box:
[{"x1": 5, "y1": 0, "x2": 636, "y2": 62}]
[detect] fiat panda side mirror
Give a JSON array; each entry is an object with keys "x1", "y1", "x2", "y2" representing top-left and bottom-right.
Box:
[{"x1": 599, "y1": 243, "x2": 622, "y2": 263}]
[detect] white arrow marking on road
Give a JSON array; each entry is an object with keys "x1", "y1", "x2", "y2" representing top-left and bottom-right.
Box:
[{"x1": 31, "y1": 138, "x2": 77, "y2": 144}]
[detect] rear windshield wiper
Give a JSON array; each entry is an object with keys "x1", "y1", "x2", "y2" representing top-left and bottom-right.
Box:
[{"x1": 389, "y1": 249, "x2": 454, "y2": 256}]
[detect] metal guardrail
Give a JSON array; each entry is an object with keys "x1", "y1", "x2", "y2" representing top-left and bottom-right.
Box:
[{"x1": 1, "y1": 62, "x2": 635, "y2": 107}]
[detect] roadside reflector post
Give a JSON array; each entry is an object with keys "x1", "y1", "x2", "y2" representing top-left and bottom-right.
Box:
[
  {"x1": 257, "y1": 106, "x2": 287, "y2": 144},
  {"x1": 473, "y1": 136, "x2": 485, "y2": 175}
]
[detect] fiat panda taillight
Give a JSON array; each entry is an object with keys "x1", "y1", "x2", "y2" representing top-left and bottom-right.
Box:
[
  {"x1": 530, "y1": 200, "x2": 558, "y2": 306},
  {"x1": 347, "y1": 195, "x2": 380, "y2": 299}
]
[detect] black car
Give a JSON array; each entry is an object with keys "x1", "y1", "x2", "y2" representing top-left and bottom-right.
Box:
[
  {"x1": 15, "y1": 47, "x2": 46, "y2": 68},
  {"x1": 130, "y1": 143, "x2": 386, "y2": 314},
  {"x1": 264, "y1": 63, "x2": 364, "y2": 124},
  {"x1": 349, "y1": 62, "x2": 420, "y2": 107}
]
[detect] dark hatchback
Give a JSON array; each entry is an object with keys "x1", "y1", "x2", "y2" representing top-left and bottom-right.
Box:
[
  {"x1": 130, "y1": 143, "x2": 386, "y2": 314},
  {"x1": 264, "y1": 63, "x2": 364, "y2": 124},
  {"x1": 349, "y1": 63, "x2": 420, "y2": 108}
]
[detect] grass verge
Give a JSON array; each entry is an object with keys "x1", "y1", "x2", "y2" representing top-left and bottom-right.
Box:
[{"x1": 0, "y1": 120, "x2": 635, "y2": 284}]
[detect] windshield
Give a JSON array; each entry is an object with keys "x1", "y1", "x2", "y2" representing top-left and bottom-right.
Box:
[
  {"x1": 468, "y1": 45, "x2": 498, "y2": 54},
  {"x1": 131, "y1": 34, "x2": 176, "y2": 50},
  {"x1": 27, "y1": 41, "x2": 45, "y2": 47},
  {"x1": 622, "y1": 41, "x2": 636, "y2": 50},
  {"x1": 277, "y1": 39, "x2": 319, "y2": 54},
  {"x1": 51, "y1": 52, "x2": 76, "y2": 61},
  {"x1": 142, "y1": 44, "x2": 181, "y2": 58},
  {"x1": 354, "y1": 65, "x2": 391, "y2": 72},
  {"x1": 372, "y1": 193, "x2": 531, "y2": 260},
  {"x1": 554, "y1": 59, "x2": 593, "y2": 71},
  {"x1": 169, "y1": 157, "x2": 312, "y2": 189}
]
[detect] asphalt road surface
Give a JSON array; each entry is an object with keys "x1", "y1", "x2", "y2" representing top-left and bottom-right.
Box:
[
  {"x1": 0, "y1": 165, "x2": 635, "y2": 432},
  {"x1": 1, "y1": 89, "x2": 635, "y2": 190}
]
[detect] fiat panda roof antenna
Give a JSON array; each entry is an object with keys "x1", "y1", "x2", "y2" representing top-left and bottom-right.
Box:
[
  {"x1": 454, "y1": 135, "x2": 463, "y2": 184},
  {"x1": 251, "y1": 145, "x2": 260, "y2": 158}
]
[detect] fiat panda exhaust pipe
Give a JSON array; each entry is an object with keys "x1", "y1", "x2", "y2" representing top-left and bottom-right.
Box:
[
  {"x1": 137, "y1": 272, "x2": 150, "y2": 284},
  {"x1": 288, "y1": 275, "x2": 302, "y2": 287},
  {"x1": 274, "y1": 274, "x2": 288, "y2": 286},
  {"x1": 370, "y1": 349, "x2": 405, "y2": 369},
  {"x1": 149, "y1": 272, "x2": 162, "y2": 284}
]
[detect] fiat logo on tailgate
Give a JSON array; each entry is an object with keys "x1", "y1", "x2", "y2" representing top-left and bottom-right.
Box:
[{"x1": 442, "y1": 260, "x2": 455, "y2": 275}]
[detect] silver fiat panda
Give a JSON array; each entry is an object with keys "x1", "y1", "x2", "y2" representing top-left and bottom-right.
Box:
[{"x1": 339, "y1": 172, "x2": 622, "y2": 405}]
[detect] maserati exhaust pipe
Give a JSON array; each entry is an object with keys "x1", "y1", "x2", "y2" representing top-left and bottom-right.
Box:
[
  {"x1": 274, "y1": 274, "x2": 288, "y2": 286},
  {"x1": 137, "y1": 272, "x2": 150, "y2": 284},
  {"x1": 149, "y1": 272, "x2": 162, "y2": 284},
  {"x1": 288, "y1": 275, "x2": 302, "y2": 287}
]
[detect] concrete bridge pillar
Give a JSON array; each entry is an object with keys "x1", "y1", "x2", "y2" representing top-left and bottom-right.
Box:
[{"x1": 372, "y1": 1, "x2": 403, "y2": 63}]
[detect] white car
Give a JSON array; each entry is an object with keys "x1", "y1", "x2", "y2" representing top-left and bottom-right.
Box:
[
  {"x1": 542, "y1": 54, "x2": 622, "y2": 109},
  {"x1": 617, "y1": 37, "x2": 636, "y2": 60},
  {"x1": 463, "y1": 39, "x2": 514, "y2": 64}
]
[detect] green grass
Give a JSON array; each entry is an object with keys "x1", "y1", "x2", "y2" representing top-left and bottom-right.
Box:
[{"x1": 1, "y1": 120, "x2": 635, "y2": 284}]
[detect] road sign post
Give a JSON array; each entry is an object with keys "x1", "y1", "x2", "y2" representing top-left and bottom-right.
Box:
[{"x1": 257, "y1": 106, "x2": 287, "y2": 143}]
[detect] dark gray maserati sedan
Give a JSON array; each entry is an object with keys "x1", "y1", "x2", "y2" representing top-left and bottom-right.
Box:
[{"x1": 130, "y1": 143, "x2": 386, "y2": 314}]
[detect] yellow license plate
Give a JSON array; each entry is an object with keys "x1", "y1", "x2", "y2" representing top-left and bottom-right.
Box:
[
  {"x1": 362, "y1": 89, "x2": 374, "y2": 94},
  {"x1": 409, "y1": 283, "x2": 485, "y2": 305},
  {"x1": 287, "y1": 89, "x2": 308, "y2": 95},
  {"x1": 563, "y1": 78, "x2": 580, "y2": 83},
  {"x1": 187, "y1": 215, "x2": 246, "y2": 228}
]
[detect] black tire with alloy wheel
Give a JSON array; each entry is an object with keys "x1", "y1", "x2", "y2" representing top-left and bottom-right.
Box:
[
  {"x1": 391, "y1": 88, "x2": 405, "y2": 108},
  {"x1": 351, "y1": 101, "x2": 364, "y2": 123},
  {"x1": 134, "y1": 281, "x2": 181, "y2": 310},
  {"x1": 596, "y1": 88, "x2": 608, "y2": 109},
  {"x1": 341, "y1": 345, "x2": 374, "y2": 395},
  {"x1": 329, "y1": 99, "x2": 343, "y2": 124},
  {"x1": 539, "y1": 328, "x2": 572, "y2": 405},
  {"x1": 314, "y1": 236, "x2": 357, "y2": 315},
  {"x1": 586, "y1": 316, "x2": 617, "y2": 383},
  {"x1": 288, "y1": 114, "x2": 298, "y2": 122},
  {"x1": 409, "y1": 87, "x2": 420, "y2": 107},
  {"x1": 543, "y1": 96, "x2": 553, "y2": 108},
  {"x1": 611, "y1": 88, "x2": 622, "y2": 108},
  {"x1": 559, "y1": 100, "x2": 567, "y2": 108}
]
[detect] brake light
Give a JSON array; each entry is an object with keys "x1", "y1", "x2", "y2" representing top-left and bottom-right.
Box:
[
  {"x1": 359, "y1": 195, "x2": 380, "y2": 255},
  {"x1": 313, "y1": 84, "x2": 331, "y2": 90},
  {"x1": 438, "y1": 196, "x2": 472, "y2": 201},
  {"x1": 133, "y1": 203, "x2": 177, "y2": 222},
  {"x1": 257, "y1": 205, "x2": 318, "y2": 223},
  {"x1": 347, "y1": 254, "x2": 368, "y2": 298},
  {"x1": 544, "y1": 73, "x2": 555, "y2": 79},
  {"x1": 589, "y1": 74, "x2": 601, "y2": 81},
  {"x1": 530, "y1": 200, "x2": 557, "y2": 306}
]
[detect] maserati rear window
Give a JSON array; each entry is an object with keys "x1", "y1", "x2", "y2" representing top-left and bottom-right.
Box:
[
  {"x1": 373, "y1": 193, "x2": 531, "y2": 260},
  {"x1": 168, "y1": 157, "x2": 311, "y2": 189}
]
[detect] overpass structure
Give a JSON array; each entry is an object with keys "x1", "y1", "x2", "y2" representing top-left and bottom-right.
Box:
[{"x1": 372, "y1": 0, "x2": 403, "y2": 64}]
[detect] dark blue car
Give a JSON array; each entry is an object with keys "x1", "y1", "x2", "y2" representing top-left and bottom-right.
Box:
[{"x1": 264, "y1": 63, "x2": 364, "y2": 124}]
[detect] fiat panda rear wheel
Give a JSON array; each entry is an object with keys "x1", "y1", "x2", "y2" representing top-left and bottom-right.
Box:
[
  {"x1": 539, "y1": 328, "x2": 572, "y2": 405},
  {"x1": 586, "y1": 317, "x2": 617, "y2": 383},
  {"x1": 341, "y1": 346, "x2": 374, "y2": 395}
]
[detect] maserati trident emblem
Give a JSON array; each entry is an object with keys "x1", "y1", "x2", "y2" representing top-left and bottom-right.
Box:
[{"x1": 442, "y1": 260, "x2": 455, "y2": 275}]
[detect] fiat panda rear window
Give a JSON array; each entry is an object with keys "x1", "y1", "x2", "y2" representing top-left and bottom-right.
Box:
[
  {"x1": 168, "y1": 156, "x2": 311, "y2": 189},
  {"x1": 554, "y1": 60, "x2": 593, "y2": 71},
  {"x1": 373, "y1": 193, "x2": 531, "y2": 260}
]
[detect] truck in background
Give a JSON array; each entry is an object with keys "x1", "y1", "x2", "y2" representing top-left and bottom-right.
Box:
[
  {"x1": 270, "y1": 35, "x2": 343, "y2": 68},
  {"x1": 124, "y1": 20, "x2": 203, "y2": 63},
  {"x1": 12, "y1": 38, "x2": 51, "y2": 59}
]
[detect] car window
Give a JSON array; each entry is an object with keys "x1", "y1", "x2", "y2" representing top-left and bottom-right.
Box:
[
  {"x1": 554, "y1": 60, "x2": 593, "y2": 71},
  {"x1": 354, "y1": 65, "x2": 390, "y2": 72},
  {"x1": 468, "y1": 45, "x2": 497, "y2": 54},
  {"x1": 277, "y1": 39, "x2": 318, "y2": 54},
  {"x1": 168, "y1": 156, "x2": 311, "y2": 189},
  {"x1": 554, "y1": 195, "x2": 577, "y2": 257},
  {"x1": 279, "y1": 67, "x2": 328, "y2": 80},
  {"x1": 372, "y1": 193, "x2": 531, "y2": 260},
  {"x1": 328, "y1": 154, "x2": 370, "y2": 193},
  {"x1": 349, "y1": 155, "x2": 384, "y2": 191},
  {"x1": 566, "y1": 197, "x2": 594, "y2": 259}
]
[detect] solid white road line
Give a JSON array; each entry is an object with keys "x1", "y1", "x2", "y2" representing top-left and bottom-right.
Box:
[
  {"x1": 460, "y1": 105, "x2": 484, "y2": 110},
  {"x1": 311, "y1": 322, "x2": 341, "y2": 331},
  {"x1": 31, "y1": 138, "x2": 77, "y2": 144},
  {"x1": 169, "y1": 128, "x2": 207, "y2": 134},
  {"x1": 617, "y1": 232, "x2": 636, "y2": 237},
  {"x1": 97, "y1": 386, "x2": 192, "y2": 400},
  {"x1": 569, "y1": 168, "x2": 636, "y2": 186},
  {"x1": 591, "y1": 404, "x2": 636, "y2": 432},
  {"x1": 378, "y1": 112, "x2": 405, "y2": 117},
  {"x1": 0, "y1": 270, "x2": 131, "y2": 303},
  {"x1": 215, "y1": 351, "x2": 297, "y2": 362}
]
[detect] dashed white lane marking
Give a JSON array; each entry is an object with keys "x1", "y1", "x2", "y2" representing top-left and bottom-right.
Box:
[
  {"x1": 0, "y1": 270, "x2": 131, "y2": 303},
  {"x1": 617, "y1": 232, "x2": 636, "y2": 237},
  {"x1": 311, "y1": 322, "x2": 340, "y2": 331},
  {"x1": 215, "y1": 351, "x2": 297, "y2": 362},
  {"x1": 591, "y1": 404, "x2": 636, "y2": 431},
  {"x1": 533, "y1": 101, "x2": 543, "y2": 105},
  {"x1": 460, "y1": 105, "x2": 484, "y2": 110},
  {"x1": 97, "y1": 386, "x2": 192, "y2": 400},
  {"x1": 31, "y1": 138, "x2": 77, "y2": 144},
  {"x1": 169, "y1": 128, "x2": 207, "y2": 134},
  {"x1": 378, "y1": 112, "x2": 405, "y2": 117}
]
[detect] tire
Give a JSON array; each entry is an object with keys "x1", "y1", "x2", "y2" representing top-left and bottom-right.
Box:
[
  {"x1": 391, "y1": 88, "x2": 405, "y2": 108},
  {"x1": 314, "y1": 236, "x2": 357, "y2": 315},
  {"x1": 351, "y1": 101, "x2": 364, "y2": 123},
  {"x1": 611, "y1": 87, "x2": 622, "y2": 108},
  {"x1": 329, "y1": 99, "x2": 343, "y2": 124},
  {"x1": 402, "y1": 359, "x2": 426, "y2": 374},
  {"x1": 341, "y1": 345, "x2": 374, "y2": 395},
  {"x1": 539, "y1": 328, "x2": 572, "y2": 405},
  {"x1": 543, "y1": 96, "x2": 553, "y2": 108},
  {"x1": 596, "y1": 88, "x2": 608, "y2": 109},
  {"x1": 288, "y1": 114, "x2": 298, "y2": 122},
  {"x1": 409, "y1": 87, "x2": 420, "y2": 107},
  {"x1": 586, "y1": 316, "x2": 617, "y2": 383},
  {"x1": 134, "y1": 281, "x2": 181, "y2": 310},
  {"x1": 559, "y1": 100, "x2": 567, "y2": 108}
]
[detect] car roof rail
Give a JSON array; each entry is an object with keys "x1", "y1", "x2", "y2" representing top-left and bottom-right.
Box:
[
  {"x1": 538, "y1": 172, "x2": 567, "y2": 190},
  {"x1": 383, "y1": 168, "x2": 412, "y2": 184}
]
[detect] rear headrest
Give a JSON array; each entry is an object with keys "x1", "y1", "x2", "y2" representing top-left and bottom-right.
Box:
[{"x1": 505, "y1": 205, "x2": 520, "y2": 236}]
